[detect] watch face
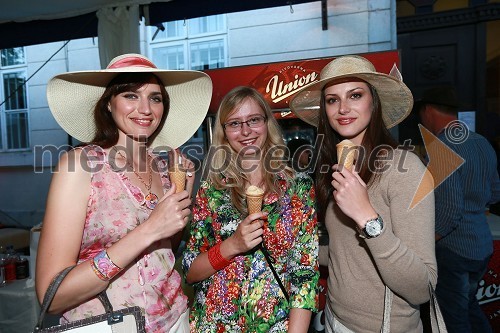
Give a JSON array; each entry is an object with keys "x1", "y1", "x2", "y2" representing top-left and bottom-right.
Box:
[{"x1": 365, "y1": 219, "x2": 382, "y2": 237}]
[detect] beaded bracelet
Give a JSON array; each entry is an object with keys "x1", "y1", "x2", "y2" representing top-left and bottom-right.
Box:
[
  {"x1": 208, "y1": 242, "x2": 233, "y2": 271},
  {"x1": 90, "y1": 250, "x2": 122, "y2": 281}
]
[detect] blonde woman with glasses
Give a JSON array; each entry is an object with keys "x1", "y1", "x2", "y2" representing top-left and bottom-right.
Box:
[{"x1": 183, "y1": 86, "x2": 319, "y2": 332}]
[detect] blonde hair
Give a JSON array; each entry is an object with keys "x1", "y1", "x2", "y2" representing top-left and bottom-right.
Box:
[{"x1": 207, "y1": 86, "x2": 293, "y2": 214}]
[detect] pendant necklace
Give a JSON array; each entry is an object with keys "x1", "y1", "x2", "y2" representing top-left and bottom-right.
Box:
[{"x1": 114, "y1": 147, "x2": 159, "y2": 210}]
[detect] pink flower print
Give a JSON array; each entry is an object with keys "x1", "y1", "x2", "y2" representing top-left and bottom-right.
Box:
[
  {"x1": 79, "y1": 242, "x2": 103, "y2": 261},
  {"x1": 166, "y1": 251, "x2": 175, "y2": 263},
  {"x1": 112, "y1": 219, "x2": 126, "y2": 228},
  {"x1": 93, "y1": 181, "x2": 105, "y2": 189},
  {"x1": 110, "y1": 198, "x2": 123, "y2": 211},
  {"x1": 87, "y1": 225, "x2": 105, "y2": 240},
  {"x1": 146, "y1": 297, "x2": 169, "y2": 317},
  {"x1": 146, "y1": 266, "x2": 161, "y2": 282},
  {"x1": 151, "y1": 285, "x2": 173, "y2": 312}
]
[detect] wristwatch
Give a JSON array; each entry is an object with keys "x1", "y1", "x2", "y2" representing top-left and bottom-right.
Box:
[{"x1": 359, "y1": 215, "x2": 384, "y2": 239}]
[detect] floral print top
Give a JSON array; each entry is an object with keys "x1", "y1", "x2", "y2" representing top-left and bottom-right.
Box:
[
  {"x1": 183, "y1": 172, "x2": 319, "y2": 333},
  {"x1": 61, "y1": 145, "x2": 188, "y2": 333}
]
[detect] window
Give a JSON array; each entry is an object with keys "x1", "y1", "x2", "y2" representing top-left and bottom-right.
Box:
[
  {"x1": 149, "y1": 15, "x2": 227, "y2": 71},
  {"x1": 149, "y1": 15, "x2": 226, "y2": 150},
  {"x1": 0, "y1": 48, "x2": 29, "y2": 150}
]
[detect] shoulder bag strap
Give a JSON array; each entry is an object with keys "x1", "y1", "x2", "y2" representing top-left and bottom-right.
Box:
[
  {"x1": 97, "y1": 290, "x2": 114, "y2": 313},
  {"x1": 381, "y1": 285, "x2": 392, "y2": 333},
  {"x1": 382, "y1": 284, "x2": 448, "y2": 333},
  {"x1": 34, "y1": 265, "x2": 76, "y2": 331},
  {"x1": 260, "y1": 244, "x2": 290, "y2": 302},
  {"x1": 34, "y1": 265, "x2": 115, "y2": 331},
  {"x1": 429, "y1": 283, "x2": 448, "y2": 332}
]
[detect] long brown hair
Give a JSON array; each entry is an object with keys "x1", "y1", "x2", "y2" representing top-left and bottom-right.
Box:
[
  {"x1": 208, "y1": 86, "x2": 294, "y2": 214},
  {"x1": 91, "y1": 73, "x2": 170, "y2": 148},
  {"x1": 315, "y1": 82, "x2": 398, "y2": 221}
]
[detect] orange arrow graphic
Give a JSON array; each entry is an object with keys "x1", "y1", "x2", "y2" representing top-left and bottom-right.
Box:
[{"x1": 410, "y1": 125, "x2": 465, "y2": 209}]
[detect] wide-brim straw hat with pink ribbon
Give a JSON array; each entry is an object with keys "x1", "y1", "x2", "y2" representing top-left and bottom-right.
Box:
[
  {"x1": 47, "y1": 53, "x2": 212, "y2": 149},
  {"x1": 289, "y1": 55, "x2": 413, "y2": 129}
]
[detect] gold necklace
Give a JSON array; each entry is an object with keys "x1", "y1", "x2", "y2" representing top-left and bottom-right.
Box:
[{"x1": 113, "y1": 147, "x2": 158, "y2": 210}]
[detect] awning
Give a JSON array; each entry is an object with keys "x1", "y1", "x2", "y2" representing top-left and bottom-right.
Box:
[{"x1": 0, "y1": 0, "x2": 320, "y2": 49}]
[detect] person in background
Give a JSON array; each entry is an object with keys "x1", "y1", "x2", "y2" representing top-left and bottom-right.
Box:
[
  {"x1": 183, "y1": 86, "x2": 319, "y2": 332},
  {"x1": 36, "y1": 53, "x2": 212, "y2": 332},
  {"x1": 417, "y1": 85, "x2": 500, "y2": 333},
  {"x1": 290, "y1": 55, "x2": 437, "y2": 333}
]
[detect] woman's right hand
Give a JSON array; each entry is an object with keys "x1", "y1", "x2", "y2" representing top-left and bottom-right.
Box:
[
  {"x1": 226, "y1": 212, "x2": 267, "y2": 255},
  {"x1": 145, "y1": 184, "x2": 192, "y2": 241}
]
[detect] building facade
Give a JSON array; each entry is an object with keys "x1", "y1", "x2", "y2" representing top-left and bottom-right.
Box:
[{"x1": 0, "y1": 0, "x2": 397, "y2": 227}]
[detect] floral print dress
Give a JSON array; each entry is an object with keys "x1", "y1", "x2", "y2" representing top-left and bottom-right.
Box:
[
  {"x1": 61, "y1": 145, "x2": 188, "y2": 333},
  {"x1": 183, "y1": 172, "x2": 319, "y2": 332}
]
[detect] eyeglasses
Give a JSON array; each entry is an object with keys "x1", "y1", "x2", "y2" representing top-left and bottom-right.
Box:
[{"x1": 223, "y1": 115, "x2": 267, "y2": 132}]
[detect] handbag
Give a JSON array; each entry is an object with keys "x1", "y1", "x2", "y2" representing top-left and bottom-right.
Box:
[{"x1": 33, "y1": 266, "x2": 146, "y2": 333}]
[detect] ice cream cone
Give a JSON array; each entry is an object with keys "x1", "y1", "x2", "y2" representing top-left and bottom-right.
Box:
[
  {"x1": 336, "y1": 139, "x2": 358, "y2": 171},
  {"x1": 246, "y1": 185, "x2": 264, "y2": 214},
  {"x1": 168, "y1": 164, "x2": 186, "y2": 193}
]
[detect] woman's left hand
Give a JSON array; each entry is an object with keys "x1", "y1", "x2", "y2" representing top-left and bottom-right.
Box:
[{"x1": 331, "y1": 164, "x2": 377, "y2": 227}]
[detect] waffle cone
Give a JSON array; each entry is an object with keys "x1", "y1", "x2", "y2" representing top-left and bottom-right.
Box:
[
  {"x1": 336, "y1": 139, "x2": 357, "y2": 171},
  {"x1": 168, "y1": 166, "x2": 186, "y2": 193},
  {"x1": 246, "y1": 194, "x2": 264, "y2": 214}
]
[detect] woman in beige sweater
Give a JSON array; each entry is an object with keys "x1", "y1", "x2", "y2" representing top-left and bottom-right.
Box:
[{"x1": 290, "y1": 55, "x2": 437, "y2": 332}]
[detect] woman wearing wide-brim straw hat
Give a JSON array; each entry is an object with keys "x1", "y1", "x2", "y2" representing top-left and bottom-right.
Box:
[
  {"x1": 290, "y1": 55, "x2": 437, "y2": 333},
  {"x1": 36, "y1": 53, "x2": 212, "y2": 332}
]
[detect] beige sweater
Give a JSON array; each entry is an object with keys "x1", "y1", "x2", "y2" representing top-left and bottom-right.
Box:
[{"x1": 321, "y1": 150, "x2": 437, "y2": 333}]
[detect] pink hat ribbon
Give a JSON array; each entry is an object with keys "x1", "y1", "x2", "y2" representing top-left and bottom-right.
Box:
[{"x1": 107, "y1": 56, "x2": 157, "y2": 69}]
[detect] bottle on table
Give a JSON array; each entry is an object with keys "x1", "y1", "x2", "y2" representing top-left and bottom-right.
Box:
[
  {"x1": 15, "y1": 256, "x2": 29, "y2": 279},
  {"x1": 4, "y1": 245, "x2": 17, "y2": 281},
  {"x1": 0, "y1": 245, "x2": 5, "y2": 286},
  {"x1": 0, "y1": 258, "x2": 5, "y2": 287}
]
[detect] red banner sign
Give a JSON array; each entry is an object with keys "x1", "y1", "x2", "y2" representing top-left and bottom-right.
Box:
[
  {"x1": 204, "y1": 50, "x2": 401, "y2": 119},
  {"x1": 478, "y1": 240, "x2": 500, "y2": 330}
]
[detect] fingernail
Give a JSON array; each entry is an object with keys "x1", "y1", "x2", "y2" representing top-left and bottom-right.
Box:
[{"x1": 187, "y1": 172, "x2": 193, "y2": 177}]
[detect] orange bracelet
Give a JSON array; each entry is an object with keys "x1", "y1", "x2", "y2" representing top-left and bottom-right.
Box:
[{"x1": 208, "y1": 242, "x2": 233, "y2": 271}]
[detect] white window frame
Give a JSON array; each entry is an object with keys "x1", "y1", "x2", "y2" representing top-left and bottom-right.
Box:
[
  {"x1": 0, "y1": 60, "x2": 30, "y2": 152},
  {"x1": 150, "y1": 35, "x2": 228, "y2": 70},
  {"x1": 186, "y1": 15, "x2": 227, "y2": 38},
  {"x1": 148, "y1": 15, "x2": 228, "y2": 71},
  {"x1": 148, "y1": 16, "x2": 227, "y2": 149},
  {"x1": 1, "y1": 48, "x2": 26, "y2": 68},
  {"x1": 151, "y1": 20, "x2": 188, "y2": 42},
  {"x1": 151, "y1": 42, "x2": 189, "y2": 70},
  {"x1": 188, "y1": 35, "x2": 228, "y2": 71}
]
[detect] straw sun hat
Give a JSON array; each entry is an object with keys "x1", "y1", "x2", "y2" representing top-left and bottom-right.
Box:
[
  {"x1": 47, "y1": 53, "x2": 212, "y2": 149},
  {"x1": 289, "y1": 55, "x2": 413, "y2": 129}
]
